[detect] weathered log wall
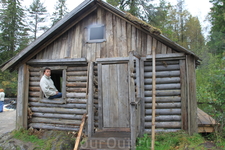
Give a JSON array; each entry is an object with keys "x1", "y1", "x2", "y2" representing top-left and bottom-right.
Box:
[
  {"x1": 143, "y1": 60, "x2": 182, "y2": 133},
  {"x1": 28, "y1": 66, "x2": 88, "y2": 131},
  {"x1": 35, "y1": 8, "x2": 176, "y2": 62},
  {"x1": 27, "y1": 57, "x2": 196, "y2": 133}
]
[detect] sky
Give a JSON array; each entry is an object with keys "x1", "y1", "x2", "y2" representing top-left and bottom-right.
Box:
[{"x1": 24, "y1": 0, "x2": 212, "y2": 37}]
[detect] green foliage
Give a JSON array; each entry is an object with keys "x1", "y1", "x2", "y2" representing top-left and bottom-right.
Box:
[
  {"x1": 51, "y1": 0, "x2": 68, "y2": 26},
  {"x1": 0, "y1": 70, "x2": 17, "y2": 97},
  {"x1": 196, "y1": 52, "x2": 225, "y2": 144},
  {"x1": 106, "y1": 0, "x2": 206, "y2": 53},
  {"x1": 209, "y1": 0, "x2": 225, "y2": 33},
  {"x1": 12, "y1": 129, "x2": 76, "y2": 150},
  {"x1": 208, "y1": 32, "x2": 225, "y2": 55},
  {"x1": 12, "y1": 129, "x2": 45, "y2": 148},
  {"x1": 136, "y1": 133, "x2": 151, "y2": 150},
  {"x1": 136, "y1": 132, "x2": 205, "y2": 150},
  {"x1": 208, "y1": 0, "x2": 225, "y2": 55},
  {"x1": 106, "y1": 0, "x2": 153, "y2": 17},
  {"x1": 0, "y1": 0, "x2": 29, "y2": 59},
  {"x1": 26, "y1": 0, "x2": 48, "y2": 40}
]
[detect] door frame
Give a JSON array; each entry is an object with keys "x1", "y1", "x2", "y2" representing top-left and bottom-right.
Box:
[{"x1": 96, "y1": 57, "x2": 131, "y2": 130}]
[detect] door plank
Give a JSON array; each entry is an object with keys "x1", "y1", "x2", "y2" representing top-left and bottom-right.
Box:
[
  {"x1": 101, "y1": 63, "x2": 130, "y2": 128},
  {"x1": 102, "y1": 65, "x2": 110, "y2": 127},
  {"x1": 118, "y1": 64, "x2": 129, "y2": 127},
  {"x1": 109, "y1": 64, "x2": 119, "y2": 127}
]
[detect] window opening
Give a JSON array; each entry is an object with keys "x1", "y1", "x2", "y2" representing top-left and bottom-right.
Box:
[
  {"x1": 51, "y1": 70, "x2": 62, "y2": 93},
  {"x1": 87, "y1": 24, "x2": 105, "y2": 43}
]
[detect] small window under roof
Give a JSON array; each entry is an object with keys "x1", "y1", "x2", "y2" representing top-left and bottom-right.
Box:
[{"x1": 87, "y1": 24, "x2": 106, "y2": 43}]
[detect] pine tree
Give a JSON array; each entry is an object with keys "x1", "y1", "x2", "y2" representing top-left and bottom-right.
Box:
[
  {"x1": 142, "y1": 0, "x2": 170, "y2": 31},
  {"x1": 184, "y1": 15, "x2": 205, "y2": 54},
  {"x1": 106, "y1": 0, "x2": 152, "y2": 17},
  {"x1": 208, "y1": 0, "x2": 225, "y2": 55},
  {"x1": 0, "y1": 0, "x2": 29, "y2": 97},
  {"x1": 0, "y1": 0, "x2": 29, "y2": 62},
  {"x1": 26, "y1": 0, "x2": 48, "y2": 41},
  {"x1": 51, "y1": 0, "x2": 68, "y2": 26}
]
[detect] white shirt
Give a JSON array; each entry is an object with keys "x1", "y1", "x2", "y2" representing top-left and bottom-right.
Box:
[
  {"x1": 0, "y1": 92, "x2": 5, "y2": 101},
  {"x1": 40, "y1": 75, "x2": 58, "y2": 98}
]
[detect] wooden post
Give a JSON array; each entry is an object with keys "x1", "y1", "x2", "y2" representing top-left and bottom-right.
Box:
[
  {"x1": 87, "y1": 62, "x2": 94, "y2": 137},
  {"x1": 74, "y1": 113, "x2": 87, "y2": 150},
  {"x1": 186, "y1": 55, "x2": 198, "y2": 135},
  {"x1": 180, "y1": 60, "x2": 188, "y2": 131},
  {"x1": 129, "y1": 52, "x2": 136, "y2": 149},
  {"x1": 186, "y1": 55, "x2": 191, "y2": 135},
  {"x1": 140, "y1": 58, "x2": 145, "y2": 136},
  {"x1": 98, "y1": 63, "x2": 103, "y2": 129},
  {"x1": 151, "y1": 47, "x2": 156, "y2": 150},
  {"x1": 62, "y1": 68, "x2": 67, "y2": 103},
  {"x1": 135, "y1": 57, "x2": 141, "y2": 136},
  {"x1": 17, "y1": 64, "x2": 29, "y2": 129}
]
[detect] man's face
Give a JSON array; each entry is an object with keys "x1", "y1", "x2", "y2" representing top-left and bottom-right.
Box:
[{"x1": 44, "y1": 69, "x2": 51, "y2": 77}]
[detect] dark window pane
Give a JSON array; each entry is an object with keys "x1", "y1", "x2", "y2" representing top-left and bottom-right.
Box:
[{"x1": 90, "y1": 26, "x2": 104, "y2": 40}]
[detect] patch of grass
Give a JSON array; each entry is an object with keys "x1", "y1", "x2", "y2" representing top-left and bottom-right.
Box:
[
  {"x1": 136, "y1": 131, "x2": 205, "y2": 150},
  {"x1": 136, "y1": 133, "x2": 151, "y2": 150},
  {"x1": 12, "y1": 128, "x2": 45, "y2": 149},
  {"x1": 215, "y1": 140, "x2": 225, "y2": 149},
  {"x1": 203, "y1": 131, "x2": 225, "y2": 149},
  {"x1": 11, "y1": 129, "x2": 76, "y2": 150}
]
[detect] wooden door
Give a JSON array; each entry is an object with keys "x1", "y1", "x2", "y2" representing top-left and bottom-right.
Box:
[{"x1": 101, "y1": 63, "x2": 130, "y2": 128}]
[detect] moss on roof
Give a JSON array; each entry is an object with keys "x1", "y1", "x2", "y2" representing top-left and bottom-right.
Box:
[{"x1": 125, "y1": 12, "x2": 162, "y2": 35}]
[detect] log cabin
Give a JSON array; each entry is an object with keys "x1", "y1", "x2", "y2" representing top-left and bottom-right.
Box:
[{"x1": 1, "y1": 0, "x2": 202, "y2": 148}]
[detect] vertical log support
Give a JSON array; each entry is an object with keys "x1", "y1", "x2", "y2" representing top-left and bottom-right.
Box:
[
  {"x1": 135, "y1": 57, "x2": 141, "y2": 136},
  {"x1": 140, "y1": 58, "x2": 145, "y2": 136},
  {"x1": 98, "y1": 63, "x2": 103, "y2": 129},
  {"x1": 151, "y1": 47, "x2": 156, "y2": 150},
  {"x1": 88, "y1": 62, "x2": 94, "y2": 137},
  {"x1": 17, "y1": 64, "x2": 29, "y2": 129},
  {"x1": 129, "y1": 52, "x2": 136, "y2": 149},
  {"x1": 180, "y1": 60, "x2": 188, "y2": 130},
  {"x1": 62, "y1": 69, "x2": 67, "y2": 102},
  {"x1": 186, "y1": 55, "x2": 197, "y2": 135}
]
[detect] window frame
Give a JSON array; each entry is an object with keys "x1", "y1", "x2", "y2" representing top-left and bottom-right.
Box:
[
  {"x1": 39, "y1": 66, "x2": 67, "y2": 103},
  {"x1": 87, "y1": 24, "x2": 106, "y2": 43}
]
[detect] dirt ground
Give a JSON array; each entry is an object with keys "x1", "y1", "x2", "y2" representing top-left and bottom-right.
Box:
[{"x1": 0, "y1": 107, "x2": 16, "y2": 136}]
